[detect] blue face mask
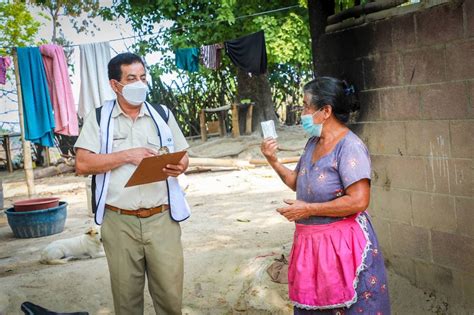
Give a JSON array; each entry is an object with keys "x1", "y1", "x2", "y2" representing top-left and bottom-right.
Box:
[{"x1": 301, "y1": 109, "x2": 323, "y2": 137}]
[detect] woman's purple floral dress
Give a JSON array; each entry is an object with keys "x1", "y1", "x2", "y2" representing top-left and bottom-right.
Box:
[{"x1": 292, "y1": 130, "x2": 391, "y2": 315}]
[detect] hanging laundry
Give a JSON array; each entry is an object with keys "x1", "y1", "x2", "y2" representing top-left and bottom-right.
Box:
[
  {"x1": 78, "y1": 42, "x2": 116, "y2": 119},
  {"x1": 0, "y1": 56, "x2": 11, "y2": 84},
  {"x1": 225, "y1": 30, "x2": 267, "y2": 75},
  {"x1": 40, "y1": 44, "x2": 79, "y2": 136},
  {"x1": 175, "y1": 48, "x2": 199, "y2": 72},
  {"x1": 16, "y1": 47, "x2": 55, "y2": 147},
  {"x1": 200, "y1": 43, "x2": 224, "y2": 70}
]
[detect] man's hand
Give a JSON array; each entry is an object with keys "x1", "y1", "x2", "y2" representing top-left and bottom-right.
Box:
[
  {"x1": 163, "y1": 154, "x2": 188, "y2": 177},
  {"x1": 260, "y1": 138, "x2": 279, "y2": 163},
  {"x1": 123, "y1": 147, "x2": 157, "y2": 166},
  {"x1": 276, "y1": 199, "x2": 311, "y2": 222}
]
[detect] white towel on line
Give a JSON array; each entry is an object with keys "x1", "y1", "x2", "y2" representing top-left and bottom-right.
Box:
[{"x1": 78, "y1": 42, "x2": 116, "y2": 119}]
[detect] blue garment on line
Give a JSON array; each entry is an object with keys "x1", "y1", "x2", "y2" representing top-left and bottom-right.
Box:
[
  {"x1": 17, "y1": 47, "x2": 55, "y2": 147},
  {"x1": 175, "y1": 48, "x2": 199, "y2": 72}
]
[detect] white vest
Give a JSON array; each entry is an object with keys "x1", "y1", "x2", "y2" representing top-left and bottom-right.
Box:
[{"x1": 93, "y1": 100, "x2": 191, "y2": 225}]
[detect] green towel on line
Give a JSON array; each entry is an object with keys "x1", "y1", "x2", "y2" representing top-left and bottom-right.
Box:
[{"x1": 175, "y1": 48, "x2": 199, "y2": 72}]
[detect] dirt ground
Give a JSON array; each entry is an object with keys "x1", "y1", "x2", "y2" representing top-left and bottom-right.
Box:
[{"x1": 0, "y1": 128, "x2": 463, "y2": 315}]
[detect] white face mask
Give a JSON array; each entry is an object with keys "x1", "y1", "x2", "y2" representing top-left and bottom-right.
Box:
[{"x1": 116, "y1": 81, "x2": 148, "y2": 106}]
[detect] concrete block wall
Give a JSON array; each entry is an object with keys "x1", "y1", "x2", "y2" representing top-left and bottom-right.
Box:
[{"x1": 316, "y1": 1, "x2": 473, "y2": 310}]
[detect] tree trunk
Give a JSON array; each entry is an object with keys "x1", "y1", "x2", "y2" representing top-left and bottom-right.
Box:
[
  {"x1": 308, "y1": 0, "x2": 335, "y2": 75},
  {"x1": 236, "y1": 68, "x2": 277, "y2": 133}
]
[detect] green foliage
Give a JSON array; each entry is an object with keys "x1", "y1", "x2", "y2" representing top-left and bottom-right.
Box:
[
  {"x1": 148, "y1": 65, "x2": 235, "y2": 136},
  {"x1": 334, "y1": 0, "x2": 369, "y2": 13},
  {"x1": 298, "y1": 0, "x2": 308, "y2": 9},
  {"x1": 217, "y1": 0, "x2": 237, "y2": 24},
  {"x1": 100, "y1": 1, "x2": 313, "y2": 134},
  {"x1": 0, "y1": 2, "x2": 42, "y2": 55},
  {"x1": 31, "y1": 0, "x2": 101, "y2": 37},
  {"x1": 101, "y1": 1, "x2": 311, "y2": 70},
  {"x1": 334, "y1": 0, "x2": 355, "y2": 13},
  {"x1": 31, "y1": 0, "x2": 102, "y2": 69},
  {"x1": 253, "y1": 12, "x2": 311, "y2": 66}
]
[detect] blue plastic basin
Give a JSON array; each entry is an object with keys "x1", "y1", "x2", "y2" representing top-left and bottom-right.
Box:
[{"x1": 5, "y1": 201, "x2": 68, "y2": 238}]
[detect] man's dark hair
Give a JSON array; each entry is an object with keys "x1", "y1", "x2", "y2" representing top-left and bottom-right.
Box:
[{"x1": 107, "y1": 53, "x2": 145, "y2": 81}]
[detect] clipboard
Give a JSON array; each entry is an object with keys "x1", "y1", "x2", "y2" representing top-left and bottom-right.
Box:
[{"x1": 125, "y1": 151, "x2": 187, "y2": 187}]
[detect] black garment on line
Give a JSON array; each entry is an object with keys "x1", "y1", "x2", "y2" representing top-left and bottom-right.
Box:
[{"x1": 224, "y1": 30, "x2": 267, "y2": 75}]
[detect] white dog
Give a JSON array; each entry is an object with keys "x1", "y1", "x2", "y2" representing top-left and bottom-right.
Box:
[{"x1": 40, "y1": 227, "x2": 105, "y2": 265}]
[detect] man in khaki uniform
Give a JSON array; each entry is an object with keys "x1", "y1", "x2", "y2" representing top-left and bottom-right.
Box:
[{"x1": 75, "y1": 53, "x2": 189, "y2": 315}]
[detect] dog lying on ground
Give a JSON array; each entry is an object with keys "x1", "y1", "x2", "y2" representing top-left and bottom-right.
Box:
[{"x1": 39, "y1": 227, "x2": 105, "y2": 265}]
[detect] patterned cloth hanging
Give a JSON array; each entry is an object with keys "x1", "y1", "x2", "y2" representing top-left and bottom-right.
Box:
[
  {"x1": 0, "y1": 56, "x2": 11, "y2": 85},
  {"x1": 200, "y1": 43, "x2": 224, "y2": 70}
]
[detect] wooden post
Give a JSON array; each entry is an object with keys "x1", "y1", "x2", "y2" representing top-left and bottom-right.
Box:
[
  {"x1": 245, "y1": 103, "x2": 254, "y2": 135},
  {"x1": 231, "y1": 104, "x2": 239, "y2": 138},
  {"x1": 218, "y1": 110, "x2": 226, "y2": 137},
  {"x1": 199, "y1": 109, "x2": 207, "y2": 142},
  {"x1": 2, "y1": 135, "x2": 13, "y2": 173},
  {"x1": 12, "y1": 50, "x2": 36, "y2": 197},
  {"x1": 44, "y1": 147, "x2": 51, "y2": 167}
]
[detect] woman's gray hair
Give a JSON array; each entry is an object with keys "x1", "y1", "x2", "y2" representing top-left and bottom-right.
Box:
[{"x1": 303, "y1": 76, "x2": 358, "y2": 123}]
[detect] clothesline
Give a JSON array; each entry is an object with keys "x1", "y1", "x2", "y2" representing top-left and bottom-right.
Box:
[
  {"x1": 0, "y1": 4, "x2": 301, "y2": 150},
  {"x1": 3, "y1": 28, "x2": 267, "y2": 128},
  {"x1": 68, "y1": 4, "x2": 302, "y2": 48},
  {"x1": 0, "y1": 4, "x2": 301, "y2": 50}
]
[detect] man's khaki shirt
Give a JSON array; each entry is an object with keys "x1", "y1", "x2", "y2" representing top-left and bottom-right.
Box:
[{"x1": 75, "y1": 102, "x2": 189, "y2": 210}]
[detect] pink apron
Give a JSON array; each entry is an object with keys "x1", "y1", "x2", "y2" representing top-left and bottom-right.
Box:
[{"x1": 288, "y1": 213, "x2": 371, "y2": 310}]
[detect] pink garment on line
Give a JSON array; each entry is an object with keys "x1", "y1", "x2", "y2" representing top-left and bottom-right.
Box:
[
  {"x1": 0, "y1": 56, "x2": 11, "y2": 85},
  {"x1": 40, "y1": 44, "x2": 78, "y2": 136},
  {"x1": 288, "y1": 213, "x2": 369, "y2": 310}
]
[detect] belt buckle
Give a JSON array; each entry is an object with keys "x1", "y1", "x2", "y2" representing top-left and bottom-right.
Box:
[{"x1": 137, "y1": 209, "x2": 150, "y2": 218}]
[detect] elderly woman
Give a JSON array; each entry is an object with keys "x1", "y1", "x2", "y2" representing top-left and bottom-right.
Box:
[{"x1": 261, "y1": 77, "x2": 390, "y2": 314}]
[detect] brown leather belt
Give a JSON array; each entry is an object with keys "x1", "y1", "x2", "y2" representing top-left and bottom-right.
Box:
[{"x1": 105, "y1": 204, "x2": 169, "y2": 218}]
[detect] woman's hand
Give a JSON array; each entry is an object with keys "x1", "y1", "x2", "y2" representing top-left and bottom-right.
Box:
[
  {"x1": 276, "y1": 199, "x2": 312, "y2": 222},
  {"x1": 261, "y1": 138, "x2": 279, "y2": 163}
]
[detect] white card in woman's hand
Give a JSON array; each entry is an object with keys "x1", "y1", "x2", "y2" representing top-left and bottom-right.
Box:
[{"x1": 261, "y1": 120, "x2": 278, "y2": 139}]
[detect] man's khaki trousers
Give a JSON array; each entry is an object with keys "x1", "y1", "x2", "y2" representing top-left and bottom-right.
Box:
[{"x1": 101, "y1": 209, "x2": 183, "y2": 315}]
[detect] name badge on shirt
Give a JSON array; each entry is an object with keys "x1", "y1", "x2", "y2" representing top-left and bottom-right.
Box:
[{"x1": 165, "y1": 137, "x2": 173, "y2": 146}]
